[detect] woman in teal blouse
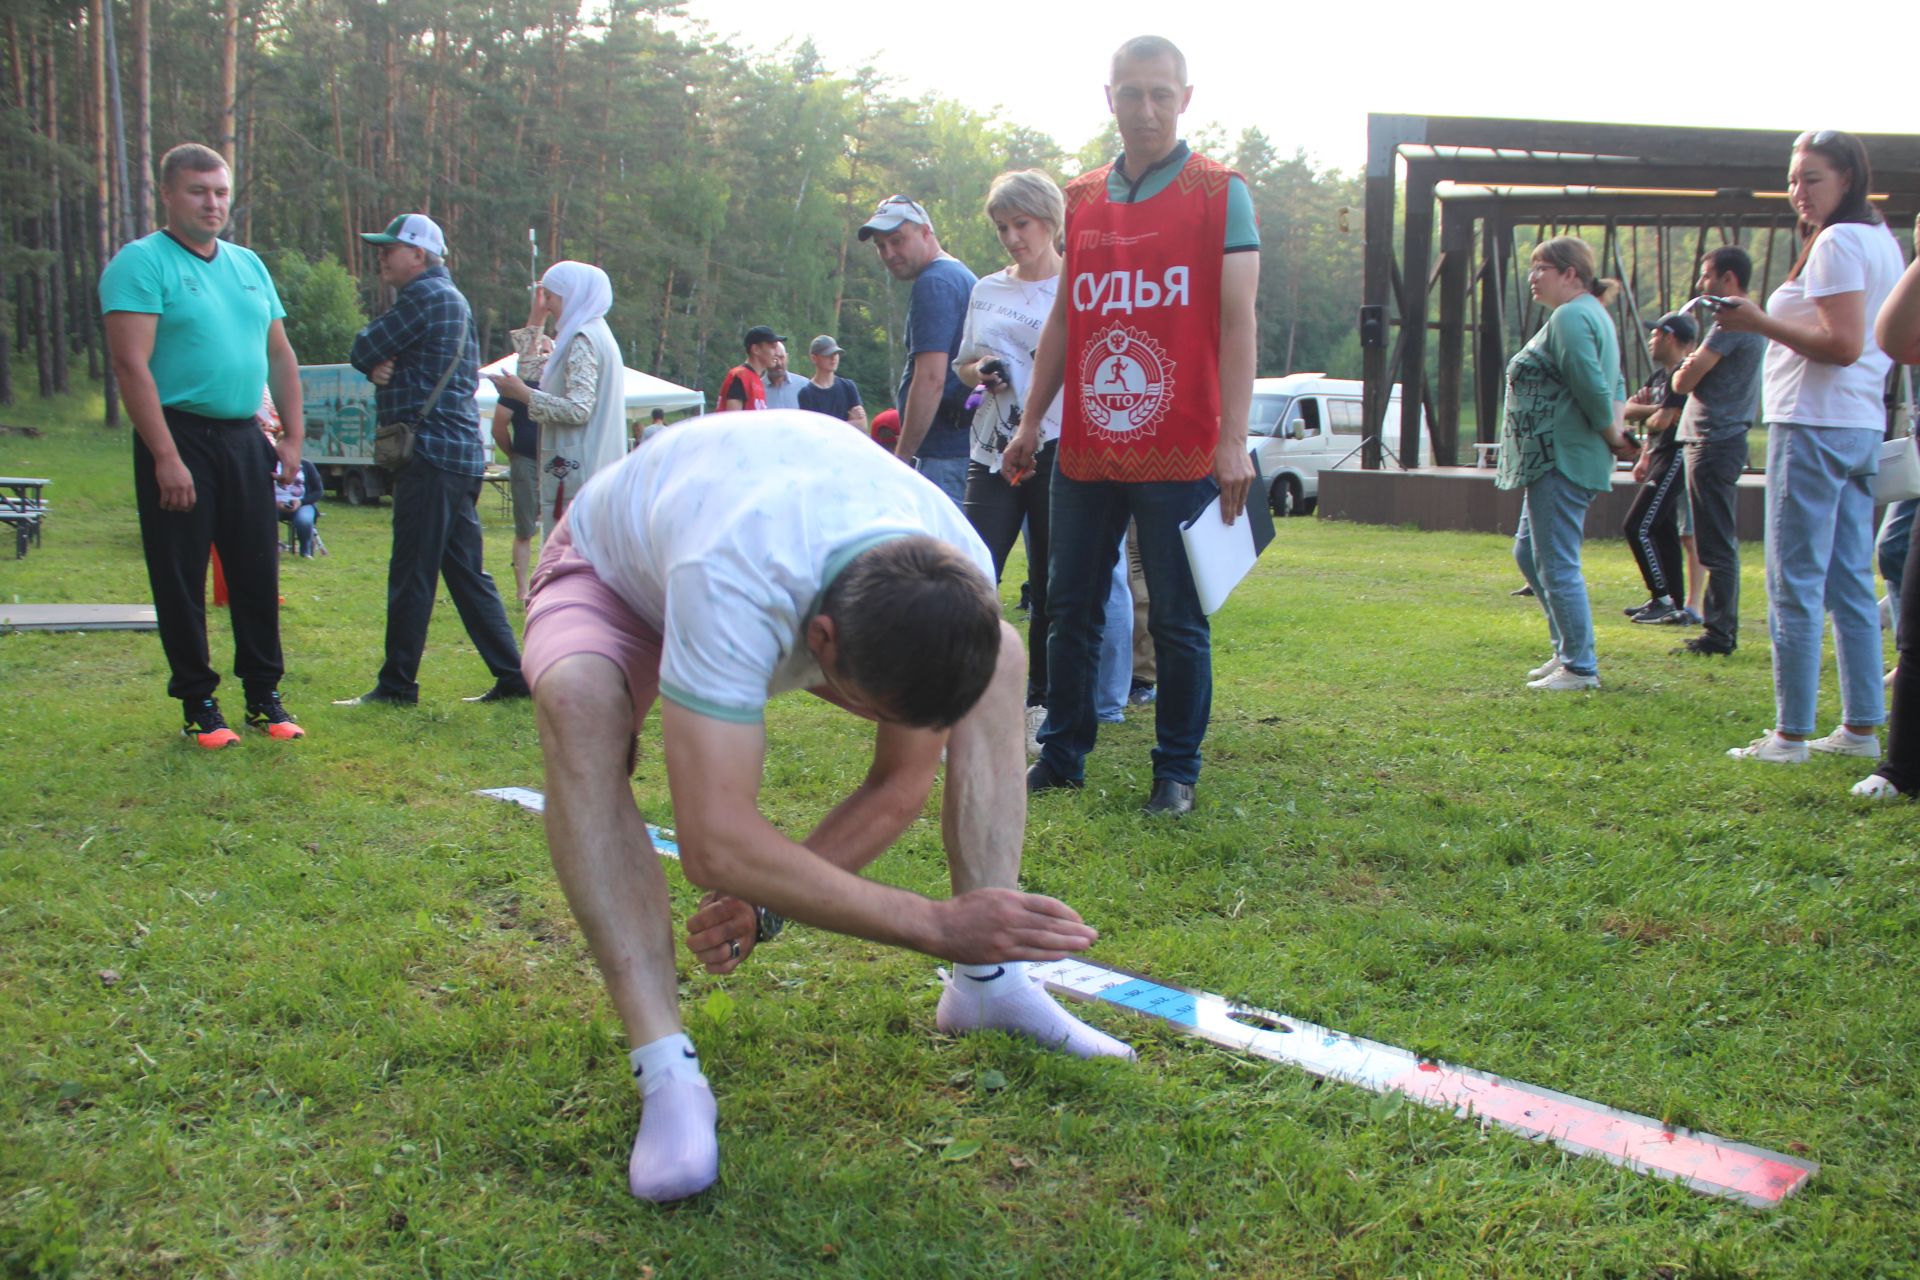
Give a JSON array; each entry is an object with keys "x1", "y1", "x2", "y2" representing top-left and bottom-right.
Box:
[{"x1": 1498, "y1": 236, "x2": 1638, "y2": 690}]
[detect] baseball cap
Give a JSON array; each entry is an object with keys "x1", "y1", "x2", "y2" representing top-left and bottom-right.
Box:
[
  {"x1": 857, "y1": 195, "x2": 931, "y2": 242},
  {"x1": 1648, "y1": 311, "x2": 1697, "y2": 343},
  {"x1": 808, "y1": 334, "x2": 843, "y2": 357},
  {"x1": 360, "y1": 213, "x2": 447, "y2": 257},
  {"x1": 743, "y1": 324, "x2": 786, "y2": 351}
]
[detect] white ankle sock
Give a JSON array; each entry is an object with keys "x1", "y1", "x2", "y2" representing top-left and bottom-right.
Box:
[
  {"x1": 625, "y1": 1033, "x2": 718, "y2": 1203},
  {"x1": 938, "y1": 965, "x2": 1135, "y2": 1060}
]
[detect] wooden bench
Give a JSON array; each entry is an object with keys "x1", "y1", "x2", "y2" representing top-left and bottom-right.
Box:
[{"x1": 0, "y1": 477, "x2": 50, "y2": 559}]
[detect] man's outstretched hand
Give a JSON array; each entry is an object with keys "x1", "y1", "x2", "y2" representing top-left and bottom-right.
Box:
[
  {"x1": 687, "y1": 892, "x2": 758, "y2": 975},
  {"x1": 934, "y1": 888, "x2": 1098, "y2": 964}
]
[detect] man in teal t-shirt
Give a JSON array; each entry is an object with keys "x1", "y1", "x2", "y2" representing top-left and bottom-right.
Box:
[{"x1": 100, "y1": 142, "x2": 308, "y2": 749}]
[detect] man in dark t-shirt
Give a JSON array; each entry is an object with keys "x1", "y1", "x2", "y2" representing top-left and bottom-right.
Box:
[{"x1": 795, "y1": 333, "x2": 867, "y2": 431}]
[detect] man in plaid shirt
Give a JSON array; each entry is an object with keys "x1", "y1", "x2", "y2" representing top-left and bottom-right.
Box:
[{"x1": 335, "y1": 213, "x2": 529, "y2": 707}]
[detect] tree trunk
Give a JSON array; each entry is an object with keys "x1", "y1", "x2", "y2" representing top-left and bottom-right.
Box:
[
  {"x1": 92, "y1": 0, "x2": 119, "y2": 423},
  {"x1": 218, "y1": 0, "x2": 237, "y2": 168},
  {"x1": 44, "y1": 31, "x2": 69, "y2": 395},
  {"x1": 132, "y1": 0, "x2": 151, "y2": 235},
  {"x1": 329, "y1": 75, "x2": 355, "y2": 276},
  {"x1": 655, "y1": 266, "x2": 674, "y2": 371},
  {"x1": 103, "y1": 0, "x2": 133, "y2": 245}
]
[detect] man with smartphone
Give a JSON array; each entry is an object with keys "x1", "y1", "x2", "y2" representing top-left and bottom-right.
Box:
[{"x1": 1670, "y1": 247, "x2": 1766, "y2": 656}]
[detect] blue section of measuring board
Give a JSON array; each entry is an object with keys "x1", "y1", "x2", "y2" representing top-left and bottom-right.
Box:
[{"x1": 1098, "y1": 979, "x2": 1199, "y2": 1026}]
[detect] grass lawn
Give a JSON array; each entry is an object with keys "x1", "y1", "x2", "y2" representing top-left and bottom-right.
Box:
[{"x1": 2, "y1": 389, "x2": 1914, "y2": 1279}]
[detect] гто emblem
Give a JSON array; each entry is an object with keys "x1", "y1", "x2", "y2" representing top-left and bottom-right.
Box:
[{"x1": 1079, "y1": 324, "x2": 1173, "y2": 435}]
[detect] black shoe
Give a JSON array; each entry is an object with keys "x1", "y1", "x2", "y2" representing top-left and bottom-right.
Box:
[
  {"x1": 244, "y1": 691, "x2": 305, "y2": 739},
  {"x1": 1674, "y1": 636, "x2": 1735, "y2": 657},
  {"x1": 463, "y1": 681, "x2": 532, "y2": 704},
  {"x1": 1143, "y1": 779, "x2": 1196, "y2": 815},
  {"x1": 182, "y1": 697, "x2": 241, "y2": 750},
  {"x1": 1026, "y1": 759, "x2": 1083, "y2": 794},
  {"x1": 1127, "y1": 681, "x2": 1157, "y2": 706},
  {"x1": 1509, "y1": 584, "x2": 1535, "y2": 597},
  {"x1": 1623, "y1": 599, "x2": 1662, "y2": 618},
  {"x1": 332, "y1": 688, "x2": 416, "y2": 707},
  {"x1": 1631, "y1": 601, "x2": 1682, "y2": 625}
]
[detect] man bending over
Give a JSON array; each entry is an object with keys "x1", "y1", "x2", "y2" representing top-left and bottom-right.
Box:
[{"x1": 524, "y1": 411, "x2": 1132, "y2": 1203}]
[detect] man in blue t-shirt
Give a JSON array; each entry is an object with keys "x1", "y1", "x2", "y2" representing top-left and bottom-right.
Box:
[
  {"x1": 860, "y1": 196, "x2": 977, "y2": 508},
  {"x1": 99, "y1": 142, "x2": 308, "y2": 749},
  {"x1": 795, "y1": 333, "x2": 866, "y2": 431}
]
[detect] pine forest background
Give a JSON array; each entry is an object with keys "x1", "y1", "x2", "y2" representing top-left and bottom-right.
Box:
[{"x1": 0, "y1": 0, "x2": 1370, "y2": 422}]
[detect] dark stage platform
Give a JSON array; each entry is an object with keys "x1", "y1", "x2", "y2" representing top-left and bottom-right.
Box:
[{"x1": 1317, "y1": 467, "x2": 1769, "y2": 539}]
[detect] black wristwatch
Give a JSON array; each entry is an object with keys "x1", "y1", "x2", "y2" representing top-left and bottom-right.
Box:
[{"x1": 754, "y1": 906, "x2": 786, "y2": 945}]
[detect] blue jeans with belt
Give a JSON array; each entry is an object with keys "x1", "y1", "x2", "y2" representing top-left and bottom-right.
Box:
[
  {"x1": 1764, "y1": 423, "x2": 1884, "y2": 735},
  {"x1": 1039, "y1": 470, "x2": 1216, "y2": 785},
  {"x1": 1512, "y1": 466, "x2": 1600, "y2": 677}
]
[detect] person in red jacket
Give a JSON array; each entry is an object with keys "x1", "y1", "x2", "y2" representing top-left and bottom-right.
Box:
[{"x1": 717, "y1": 325, "x2": 781, "y2": 410}]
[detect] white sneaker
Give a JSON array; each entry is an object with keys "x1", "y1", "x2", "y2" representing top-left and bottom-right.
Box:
[
  {"x1": 1807, "y1": 727, "x2": 1881, "y2": 759},
  {"x1": 1526, "y1": 656, "x2": 1563, "y2": 681},
  {"x1": 1851, "y1": 773, "x2": 1907, "y2": 800},
  {"x1": 1024, "y1": 704, "x2": 1046, "y2": 757},
  {"x1": 1726, "y1": 732, "x2": 1808, "y2": 764},
  {"x1": 1528, "y1": 668, "x2": 1599, "y2": 691}
]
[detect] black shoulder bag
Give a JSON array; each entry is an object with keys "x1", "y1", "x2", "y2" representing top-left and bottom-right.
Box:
[{"x1": 374, "y1": 315, "x2": 473, "y2": 471}]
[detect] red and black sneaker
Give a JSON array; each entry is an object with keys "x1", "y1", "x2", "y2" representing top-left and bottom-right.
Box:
[
  {"x1": 244, "y1": 691, "x2": 306, "y2": 740},
  {"x1": 183, "y1": 697, "x2": 241, "y2": 750}
]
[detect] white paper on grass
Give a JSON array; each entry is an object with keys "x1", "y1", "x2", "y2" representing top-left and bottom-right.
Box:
[{"x1": 1180, "y1": 494, "x2": 1258, "y2": 615}]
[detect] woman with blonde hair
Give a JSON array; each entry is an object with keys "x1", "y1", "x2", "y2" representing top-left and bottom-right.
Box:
[
  {"x1": 954, "y1": 169, "x2": 1067, "y2": 750},
  {"x1": 1497, "y1": 235, "x2": 1638, "y2": 690},
  {"x1": 1713, "y1": 131, "x2": 1904, "y2": 764}
]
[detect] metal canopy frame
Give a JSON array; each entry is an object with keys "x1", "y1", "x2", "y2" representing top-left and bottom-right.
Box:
[{"x1": 1359, "y1": 115, "x2": 1920, "y2": 469}]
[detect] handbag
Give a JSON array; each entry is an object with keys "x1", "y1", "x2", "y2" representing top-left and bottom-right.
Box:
[
  {"x1": 1872, "y1": 433, "x2": 1920, "y2": 504},
  {"x1": 373, "y1": 315, "x2": 472, "y2": 471}
]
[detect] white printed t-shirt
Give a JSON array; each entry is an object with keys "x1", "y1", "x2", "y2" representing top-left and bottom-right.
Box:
[
  {"x1": 565, "y1": 411, "x2": 995, "y2": 723},
  {"x1": 1762, "y1": 221, "x2": 1905, "y2": 429},
  {"x1": 957, "y1": 269, "x2": 1064, "y2": 471}
]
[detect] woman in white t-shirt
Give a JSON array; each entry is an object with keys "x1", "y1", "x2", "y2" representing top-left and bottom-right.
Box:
[
  {"x1": 954, "y1": 170, "x2": 1066, "y2": 745},
  {"x1": 1714, "y1": 131, "x2": 1905, "y2": 764}
]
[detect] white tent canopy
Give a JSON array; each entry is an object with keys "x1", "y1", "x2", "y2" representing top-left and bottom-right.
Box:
[{"x1": 473, "y1": 353, "x2": 704, "y2": 420}]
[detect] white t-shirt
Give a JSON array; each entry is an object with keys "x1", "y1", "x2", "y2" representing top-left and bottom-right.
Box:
[
  {"x1": 1762, "y1": 221, "x2": 1905, "y2": 429},
  {"x1": 566, "y1": 411, "x2": 994, "y2": 723},
  {"x1": 956, "y1": 269, "x2": 1064, "y2": 470}
]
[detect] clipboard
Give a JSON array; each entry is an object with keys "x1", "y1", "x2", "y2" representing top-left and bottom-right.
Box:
[{"x1": 1178, "y1": 486, "x2": 1275, "y2": 615}]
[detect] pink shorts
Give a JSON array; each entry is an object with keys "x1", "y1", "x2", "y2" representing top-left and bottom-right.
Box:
[{"x1": 522, "y1": 518, "x2": 662, "y2": 734}]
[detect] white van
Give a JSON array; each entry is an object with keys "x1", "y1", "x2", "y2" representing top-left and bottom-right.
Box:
[{"x1": 1247, "y1": 374, "x2": 1431, "y2": 515}]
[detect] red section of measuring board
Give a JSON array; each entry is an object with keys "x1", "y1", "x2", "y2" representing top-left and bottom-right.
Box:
[
  {"x1": 1382, "y1": 1062, "x2": 1813, "y2": 1208},
  {"x1": 476, "y1": 787, "x2": 1814, "y2": 1207}
]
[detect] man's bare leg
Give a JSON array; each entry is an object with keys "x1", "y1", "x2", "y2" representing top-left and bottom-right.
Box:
[
  {"x1": 936, "y1": 622, "x2": 1133, "y2": 1059},
  {"x1": 536, "y1": 652, "x2": 718, "y2": 1201},
  {"x1": 512, "y1": 536, "x2": 532, "y2": 606}
]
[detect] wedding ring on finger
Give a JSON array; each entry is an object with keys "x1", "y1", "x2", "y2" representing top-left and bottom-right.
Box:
[{"x1": 727, "y1": 938, "x2": 741, "y2": 961}]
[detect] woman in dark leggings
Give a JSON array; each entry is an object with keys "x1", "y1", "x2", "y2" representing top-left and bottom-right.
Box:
[{"x1": 1856, "y1": 218, "x2": 1920, "y2": 799}]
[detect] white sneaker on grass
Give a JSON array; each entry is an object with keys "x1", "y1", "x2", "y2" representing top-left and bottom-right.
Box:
[
  {"x1": 1807, "y1": 727, "x2": 1881, "y2": 759},
  {"x1": 1727, "y1": 732, "x2": 1808, "y2": 764},
  {"x1": 1526, "y1": 656, "x2": 1563, "y2": 681},
  {"x1": 1024, "y1": 704, "x2": 1046, "y2": 757},
  {"x1": 1851, "y1": 773, "x2": 1907, "y2": 800},
  {"x1": 1528, "y1": 668, "x2": 1599, "y2": 691}
]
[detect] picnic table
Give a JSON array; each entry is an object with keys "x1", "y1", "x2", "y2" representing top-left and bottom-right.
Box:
[{"x1": 0, "y1": 476, "x2": 50, "y2": 559}]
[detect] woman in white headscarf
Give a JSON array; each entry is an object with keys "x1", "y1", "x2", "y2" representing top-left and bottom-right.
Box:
[{"x1": 486, "y1": 260, "x2": 626, "y2": 531}]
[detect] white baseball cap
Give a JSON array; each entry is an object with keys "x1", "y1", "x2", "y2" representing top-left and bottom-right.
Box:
[{"x1": 360, "y1": 213, "x2": 447, "y2": 256}]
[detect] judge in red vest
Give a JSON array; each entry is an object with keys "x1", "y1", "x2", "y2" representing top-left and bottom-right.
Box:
[{"x1": 1003, "y1": 35, "x2": 1259, "y2": 816}]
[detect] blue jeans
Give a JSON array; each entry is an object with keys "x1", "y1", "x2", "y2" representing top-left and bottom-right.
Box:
[
  {"x1": 1877, "y1": 499, "x2": 1916, "y2": 647},
  {"x1": 1764, "y1": 424, "x2": 1885, "y2": 734},
  {"x1": 915, "y1": 455, "x2": 969, "y2": 511},
  {"x1": 1513, "y1": 468, "x2": 1600, "y2": 677},
  {"x1": 1096, "y1": 531, "x2": 1132, "y2": 722},
  {"x1": 287, "y1": 502, "x2": 318, "y2": 555},
  {"x1": 1039, "y1": 470, "x2": 1215, "y2": 785}
]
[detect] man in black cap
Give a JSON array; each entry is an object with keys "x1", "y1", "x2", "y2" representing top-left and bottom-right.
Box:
[
  {"x1": 718, "y1": 325, "x2": 782, "y2": 411},
  {"x1": 1620, "y1": 311, "x2": 1698, "y2": 625},
  {"x1": 796, "y1": 333, "x2": 867, "y2": 431}
]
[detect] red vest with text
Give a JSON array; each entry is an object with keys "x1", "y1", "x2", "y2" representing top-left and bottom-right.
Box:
[
  {"x1": 1059, "y1": 154, "x2": 1233, "y2": 482},
  {"x1": 719, "y1": 365, "x2": 767, "y2": 411}
]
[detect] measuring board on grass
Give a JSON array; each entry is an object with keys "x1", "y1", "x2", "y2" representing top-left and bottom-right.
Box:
[{"x1": 474, "y1": 786, "x2": 1815, "y2": 1207}]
